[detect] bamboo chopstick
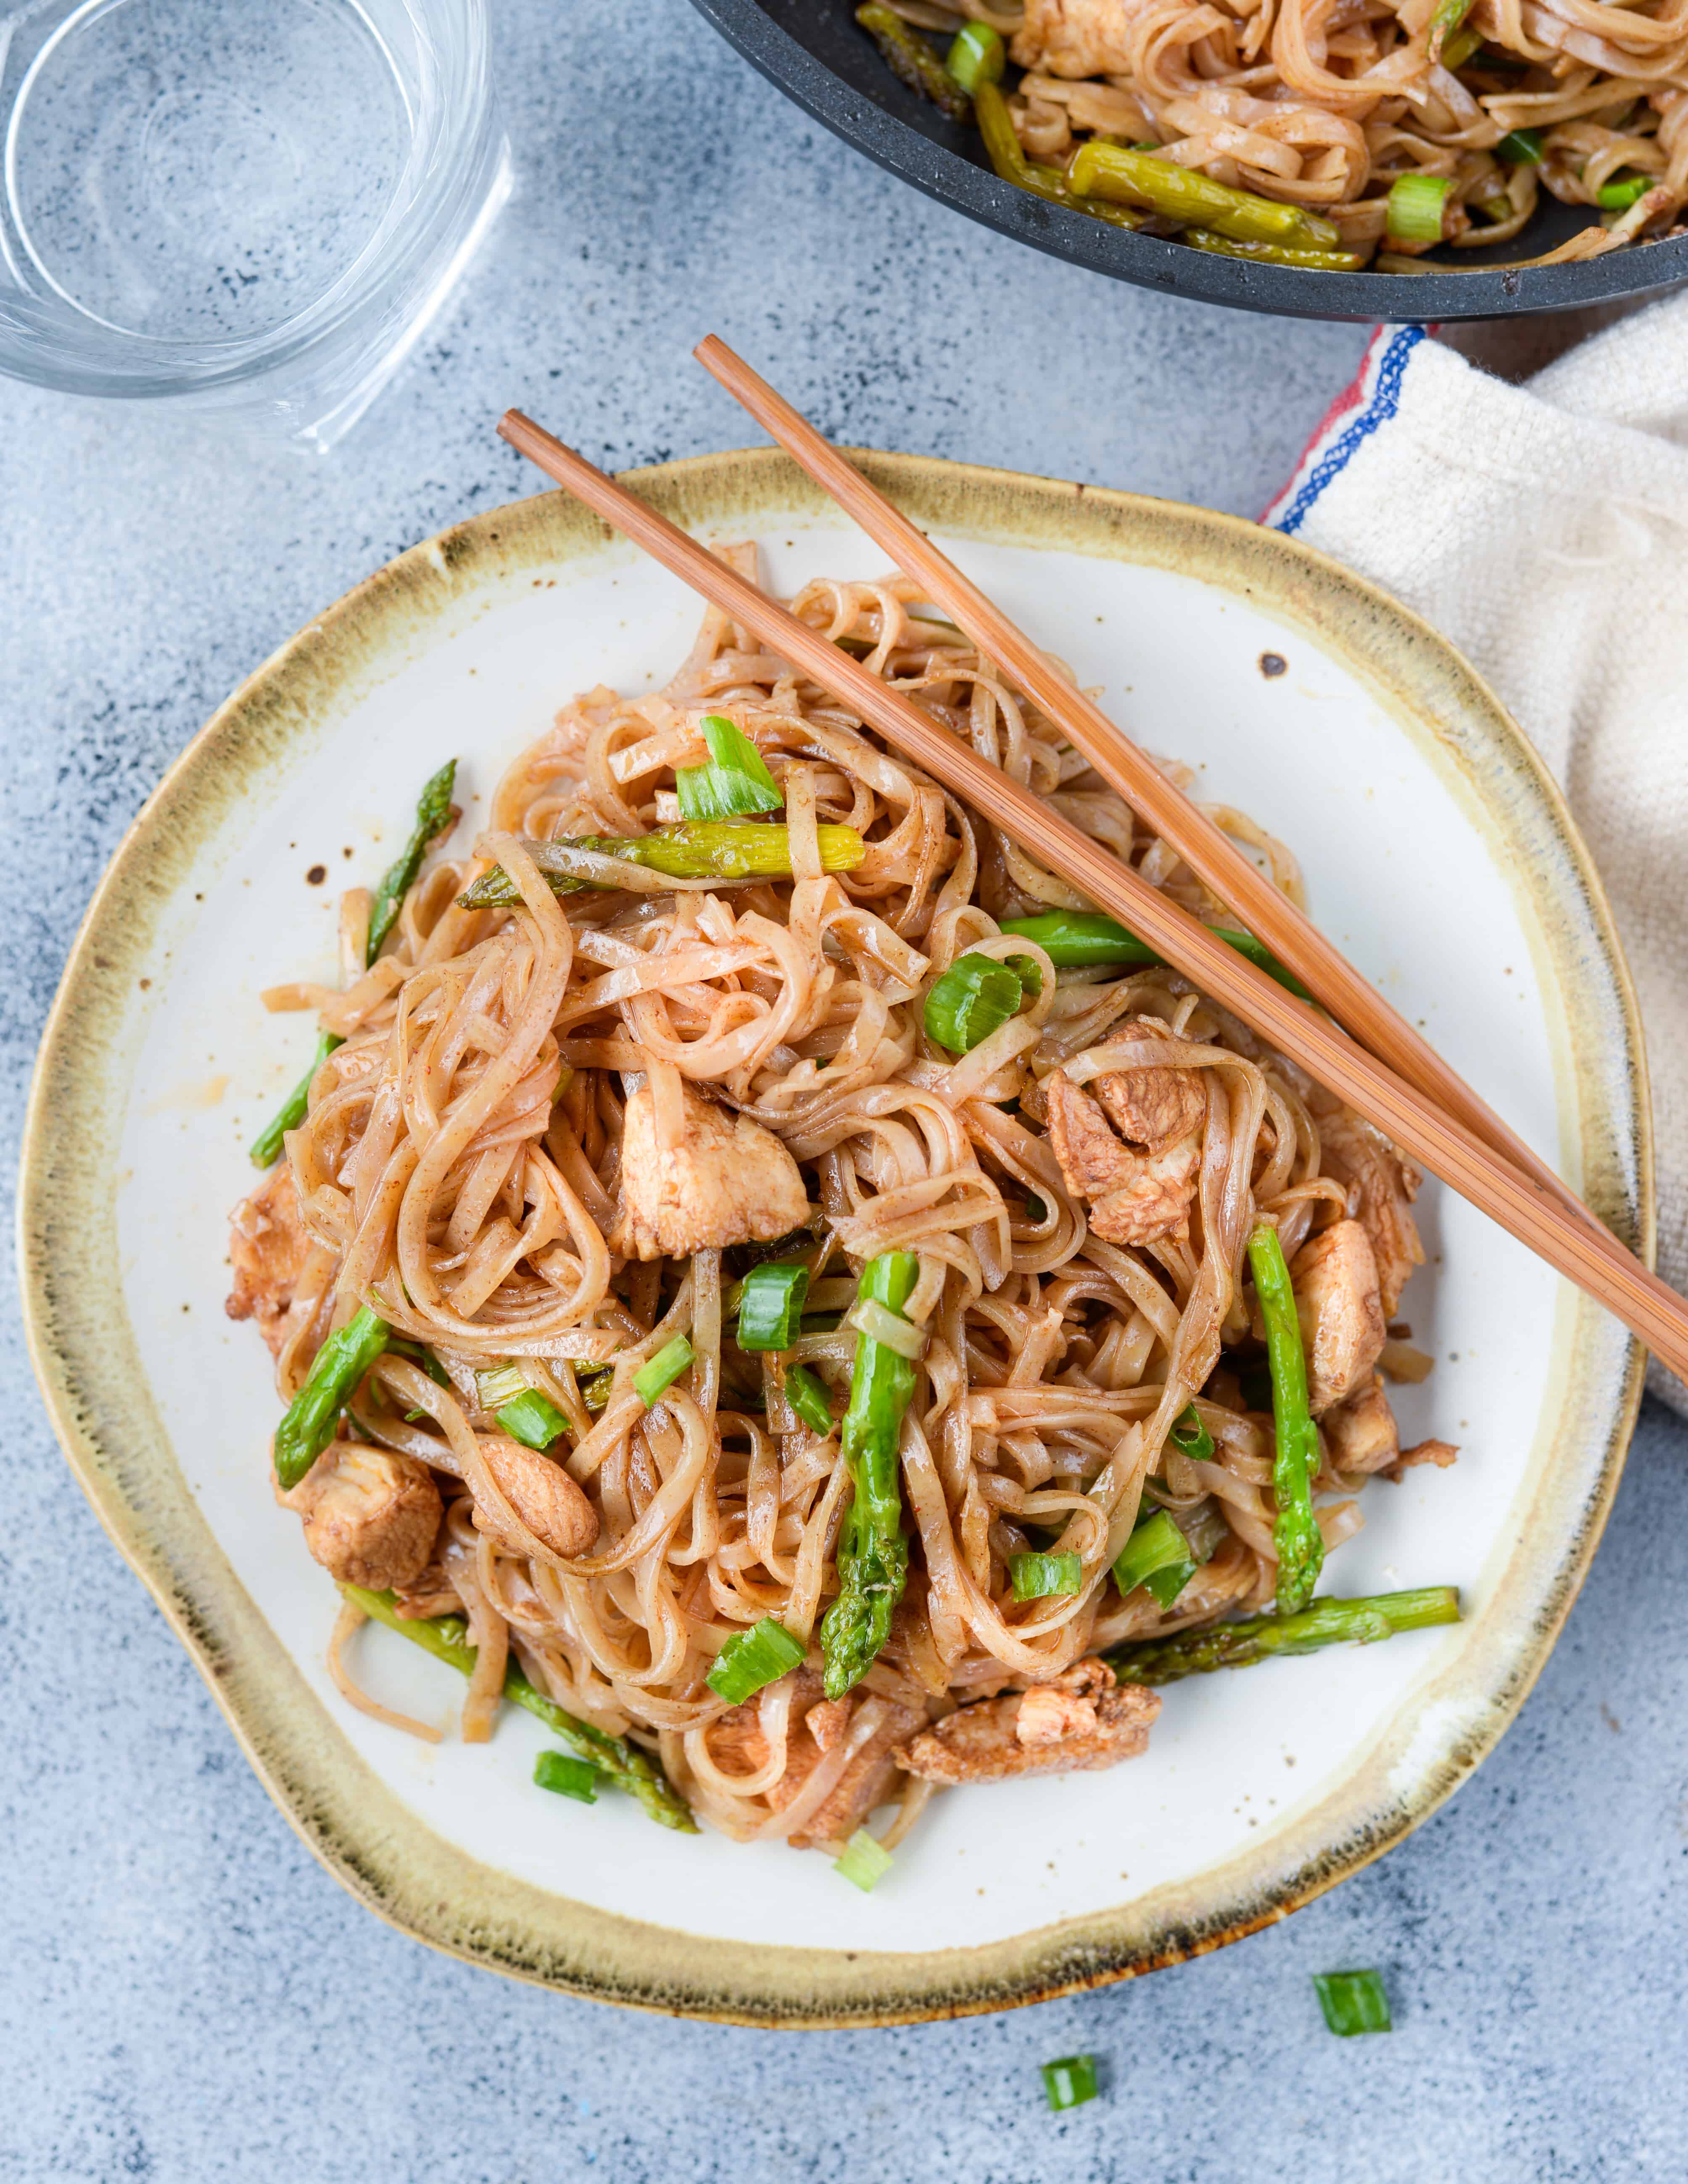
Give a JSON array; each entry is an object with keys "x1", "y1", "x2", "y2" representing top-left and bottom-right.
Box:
[
  {"x1": 494, "y1": 404, "x2": 1688, "y2": 1381},
  {"x1": 692, "y1": 335, "x2": 1602, "y2": 1240}
]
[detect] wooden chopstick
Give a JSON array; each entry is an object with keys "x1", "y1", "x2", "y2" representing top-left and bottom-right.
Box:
[
  {"x1": 495, "y1": 405, "x2": 1688, "y2": 1381},
  {"x1": 693, "y1": 336, "x2": 1604, "y2": 1241}
]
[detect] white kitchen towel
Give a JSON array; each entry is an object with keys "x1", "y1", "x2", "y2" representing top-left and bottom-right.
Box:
[{"x1": 1263, "y1": 300, "x2": 1688, "y2": 1409}]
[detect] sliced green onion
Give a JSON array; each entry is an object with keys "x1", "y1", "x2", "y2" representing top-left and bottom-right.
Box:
[
  {"x1": 272, "y1": 1307, "x2": 390, "y2": 1492},
  {"x1": 925, "y1": 951, "x2": 1027, "y2": 1053},
  {"x1": 1009, "y1": 1550, "x2": 1084, "y2": 1602},
  {"x1": 577, "y1": 1365, "x2": 615, "y2": 1415},
  {"x1": 249, "y1": 1031, "x2": 345, "y2": 1169},
  {"x1": 1041, "y1": 2055, "x2": 1099, "y2": 2111},
  {"x1": 843, "y1": 1294, "x2": 928, "y2": 1360},
  {"x1": 635, "y1": 1336, "x2": 694, "y2": 1408},
  {"x1": 783, "y1": 1363, "x2": 836, "y2": 1437},
  {"x1": 1005, "y1": 952, "x2": 1042, "y2": 998},
  {"x1": 1024, "y1": 1191, "x2": 1048, "y2": 1222},
  {"x1": 833, "y1": 1828, "x2": 894, "y2": 1892},
  {"x1": 1596, "y1": 171, "x2": 1650, "y2": 210},
  {"x1": 736, "y1": 1260, "x2": 811, "y2": 1351},
  {"x1": 1111, "y1": 1508, "x2": 1190, "y2": 1604},
  {"x1": 947, "y1": 18, "x2": 1004, "y2": 91},
  {"x1": 675, "y1": 714, "x2": 783, "y2": 822},
  {"x1": 1427, "y1": 0, "x2": 1472, "y2": 58},
  {"x1": 476, "y1": 1363, "x2": 530, "y2": 1409},
  {"x1": 1497, "y1": 127, "x2": 1543, "y2": 163},
  {"x1": 496, "y1": 1390, "x2": 571, "y2": 1450},
  {"x1": 997, "y1": 910, "x2": 1313, "y2": 1000},
  {"x1": 1439, "y1": 21, "x2": 1482, "y2": 65},
  {"x1": 1386, "y1": 173, "x2": 1451, "y2": 242},
  {"x1": 1169, "y1": 1402, "x2": 1216, "y2": 1460},
  {"x1": 1314, "y1": 1969, "x2": 1393, "y2": 2036},
  {"x1": 707, "y1": 1617, "x2": 807, "y2": 1705},
  {"x1": 533, "y1": 1750, "x2": 600, "y2": 1804}
]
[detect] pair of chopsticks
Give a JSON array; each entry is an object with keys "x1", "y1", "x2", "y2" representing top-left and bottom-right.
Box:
[{"x1": 497, "y1": 344, "x2": 1688, "y2": 1382}]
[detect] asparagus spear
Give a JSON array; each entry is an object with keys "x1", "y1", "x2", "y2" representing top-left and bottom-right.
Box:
[
  {"x1": 973, "y1": 79, "x2": 1145, "y2": 231},
  {"x1": 998, "y1": 909, "x2": 1314, "y2": 999},
  {"x1": 342, "y1": 1584, "x2": 697, "y2": 1832},
  {"x1": 820, "y1": 1252, "x2": 920, "y2": 1699},
  {"x1": 855, "y1": 2, "x2": 972, "y2": 123},
  {"x1": 1104, "y1": 1587, "x2": 1461, "y2": 1685},
  {"x1": 458, "y1": 822, "x2": 867, "y2": 909},
  {"x1": 1183, "y1": 230, "x2": 1368, "y2": 272},
  {"x1": 1068, "y1": 140, "x2": 1341, "y2": 248},
  {"x1": 367, "y1": 759, "x2": 458, "y2": 962},
  {"x1": 272, "y1": 1307, "x2": 390, "y2": 1491},
  {"x1": 248, "y1": 762, "x2": 457, "y2": 1167},
  {"x1": 1248, "y1": 1222, "x2": 1324, "y2": 1614}
]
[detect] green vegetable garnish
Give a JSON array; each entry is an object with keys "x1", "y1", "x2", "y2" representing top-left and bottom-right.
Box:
[
  {"x1": 1112, "y1": 1507, "x2": 1204, "y2": 1611},
  {"x1": 675, "y1": 714, "x2": 783, "y2": 822},
  {"x1": 924, "y1": 951, "x2": 1031, "y2": 1053},
  {"x1": 1595, "y1": 171, "x2": 1650, "y2": 210},
  {"x1": 1497, "y1": 127, "x2": 1543, "y2": 163},
  {"x1": 783, "y1": 1364, "x2": 836, "y2": 1437},
  {"x1": 367, "y1": 759, "x2": 457, "y2": 963},
  {"x1": 946, "y1": 19, "x2": 1004, "y2": 93},
  {"x1": 736, "y1": 1261, "x2": 811, "y2": 1352},
  {"x1": 1248, "y1": 1221, "x2": 1324, "y2": 1614},
  {"x1": 1169, "y1": 1402, "x2": 1216, "y2": 1460},
  {"x1": 1426, "y1": 0, "x2": 1472, "y2": 59},
  {"x1": 706, "y1": 1618, "x2": 807, "y2": 1705},
  {"x1": 1068, "y1": 140, "x2": 1339, "y2": 247},
  {"x1": 459, "y1": 822, "x2": 866, "y2": 908},
  {"x1": 972, "y1": 79, "x2": 1146, "y2": 231},
  {"x1": 1009, "y1": 1550, "x2": 1084, "y2": 1602},
  {"x1": 1102, "y1": 1587, "x2": 1460, "y2": 1685},
  {"x1": 833, "y1": 1828, "x2": 894, "y2": 1892},
  {"x1": 1040, "y1": 2055, "x2": 1099, "y2": 2110},
  {"x1": 820, "y1": 1252, "x2": 920, "y2": 1699},
  {"x1": 249, "y1": 1030, "x2": 344, "y2": 1169},
  {"x1": 997, "y1": 909, "x2": 1313, "y2": 999},
  {"x1": 1386, "y1": 172, "x2": 1451, "y2": 242},
  {"x1": 1182, "y1": 231, "x2": 1367, "y2": 271},
  {"x1": 635, "y1": 1336, "x2": 695, "y2": 1408},
  {"x1": 341, "y1": 1586, "x2": 695, "y2": 1830},
  {"x1": 533, "y1": 1751, "x2": 599, "y2": 1805},
  {"x1": 855, "y1": 2, "x2": 973, "y2": 121},
  {"x1": 272, "y1": 1307, "x2": 390, "y2": 1492},
  {"x1": 498, "y1": 1391, "x2": 572, "y2": 1449},
  {"x1": 1314, "y1": 1969, "x2": 1393, "y2": 2036}
]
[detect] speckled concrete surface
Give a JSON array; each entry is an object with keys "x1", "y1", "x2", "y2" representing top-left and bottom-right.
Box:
[{"x1": 2, "y1": 4, "x2": 1683, "y2": 2179}]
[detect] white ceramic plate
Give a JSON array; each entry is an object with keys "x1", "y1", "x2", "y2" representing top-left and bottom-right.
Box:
[{"x1": 21, "y1": 450, "x2": 1648, "y2": 2023}]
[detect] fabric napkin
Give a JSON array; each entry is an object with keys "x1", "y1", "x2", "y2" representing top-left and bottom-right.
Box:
[{"x1": 1262, "y1": 298, "x2": 1688, "y2": 1409}]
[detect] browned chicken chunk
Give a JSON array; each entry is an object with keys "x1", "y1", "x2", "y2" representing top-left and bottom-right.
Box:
[
  {"x1": 1317, "y1": 1109, "x2": 1425, "y2": 1319},
  {"x1": 710, "y1": 1669, "x2": 923, "y2": 1847},
  {"x1": 1321, "y1": 1372, "x2": 1399, "y2": 1474},
  {"x1": 1046, "y1": 1068, "x2": 1202, "y2": 1246},
  {"x1": 897, "y1": 1657, "x2": 1160, "y2": 1784},
  {"x1": 1091, "y1": 1016, "x2": 1208, "y2": 1153},
  {"x1": 1290, "y1": 1219, "x2": 1385, "y2": 1415},
  {"x1": 610, "y1": 1079, "x2": 808, "y2": 1260},
  {"x1": 1384, "y1": 1438, "x2": 1459, "y2": 1483},
  {"x1": 1010, "y1": 0, "x2": 1135, "y2": 77},
  {"x1": 471, "y1": 1433, "x2": 600, "y2": 1559},
  {"x1": 284, "y1": 1441, "x2": 442, "y2": 1591},
  {"x1": 226, "y1": 1164, "x2": 311, "y2": 1359}
]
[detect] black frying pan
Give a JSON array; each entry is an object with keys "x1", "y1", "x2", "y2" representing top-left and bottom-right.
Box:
[{"x1": 689, "y1": 0, "x2": 1688, "y2": 321}]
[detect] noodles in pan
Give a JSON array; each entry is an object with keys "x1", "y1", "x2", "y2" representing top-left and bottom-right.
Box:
[{"x1": 228, "y1": 549, "x2": 1459, "y2": 1860}]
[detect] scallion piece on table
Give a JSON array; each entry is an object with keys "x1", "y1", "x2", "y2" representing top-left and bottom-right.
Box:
[
  {"x1": 675, "y1": 714, "x2": 783, "y2": 822},
  {"x1": 534, "y1": 1750, "x2": 600, "y2": 1804},
  {"x1": 341, "y1": 1585, "x2": 696, "y2": 1829},
  {"x1": 458, "y1": 822, "x2": 867, "y2": 907},
  {"x1": 1009, "y1": 1550, "x2": 1084, "y2": 1602},
  {"x1": 1313, "y1": 1969, "x2": 1393, "y2": 2036},
  {"x1": 367, "y1": 759, "x2": 457, "y2": 963},
  {"x1": 1111, "y1": 1507, "x2": 1194, "y2": 1607},
  {"x1": 272, "y1": 1307, "x2": 390, "y2": 1491},
  {"x1": 249, "y1": 1030, "x2": 344, "y2": 1169},
  {"x1": 736, "y1": 1261, "x2": 811, "y2": 1351},
  {"x1": 947, "y1": 18, "x2": 1004, "y2": 92},
  {"x1": 1040, "y1": 2055, "x2": 1099, "y2": 2111},
  {"x1": 707, "y1": 1617, "x2": 807, "y2": 1705},
  {"x1": 1386, "y1": 173, "x2": 1452, "y2": 242},
  {"x1": 635, "y1": 1336, "x2": 694, "y2": 1408},
  {"x1": 1104, "y1": 1586, "x2": 1461, "y2": 1685},
  {"x1": 833, "y1": 1828, "x2": 894, "y2": 1892},
  {"x1": 783, "y1": 1363, "x2": 836, "y2": 1437},
  {"x1": 820, "y1": 1251, "x2": 920, "y2": 1699},
  {"x1": 1248, "y1": 1220, "x2": 1324, "y2": 1614},
  {"x1": 997, "y1": 910, "x2": 1314, "y2": 1000},
  {"x1": 1169, "y1": 1402, "x2": 1216, "y2": 1460},
  {"x1": 1596, "y1": 171, "x2": 1650, "y2": 210},
  {"x1": 925, "y1": 951, "x2": 1029, "y2": 1053},
  {"x1": 1497, "y1": 127, "x2": 1543, "y2": 163}
]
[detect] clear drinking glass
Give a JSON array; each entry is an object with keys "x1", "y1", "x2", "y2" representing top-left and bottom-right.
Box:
[{"x1": 0, "y1": 0, "x2": 509, "y2": 448}]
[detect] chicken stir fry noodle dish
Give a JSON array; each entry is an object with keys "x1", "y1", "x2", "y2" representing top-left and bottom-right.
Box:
[{"x1": 229, "y1": 548, "x2": 1461, "y2": 1868}]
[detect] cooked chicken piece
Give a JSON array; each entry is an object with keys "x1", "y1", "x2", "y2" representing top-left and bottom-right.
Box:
[
  {"x1": 470, "y1": 1433, "x2": 600, "y2": 1559},
  {"x1": 393, "y1": 1560, "x2": 463, "y2": 1620},
  {"x1": 709, "y1": 1669, "x2": 923, "y2": 1846},
  {"x1": 1383, "y1": 1438, "x2": 1459, "y2": 1483},
  {"x1": 1321, "y1": 1373, "x2": 1400, "y2": 1474},
  {"x1": 285, "y1": 1441, "x2": 442, "y2": 1591},
  {"x1": 609, "y1": 1079, "x2": 809, "y2": 1260},
  {"x1": 1046, "y1": 1068, "x2": 1201, "y2": 1246},
  {"x1": 897, "y1": 1657, "x2": 1160, "y2": 1784},
  {"x1": 1317, "y1": 1109, "x2": 1425, "y2": 1319},
  {"x1": 1090, "y1": 1017, "x2": 1207, "y2": 1154},
  {"x1": 790, "y1": 1695, "x2": 926, "y2": 1848},
  {"x1": 1290, "y1": 1218, "x2": 1385, "y2": 1415},
  {"x1": 1010, "y1": 0, "x2": 1136, "y2": 78},
  {"x1": 226, "y1": 1164, "x2": 311, "y2": 1358}
]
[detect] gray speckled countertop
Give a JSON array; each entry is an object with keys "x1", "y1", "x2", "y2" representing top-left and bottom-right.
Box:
[{"x1": 3, "y1": 5, "x2": 1684, "y2": 2178}]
